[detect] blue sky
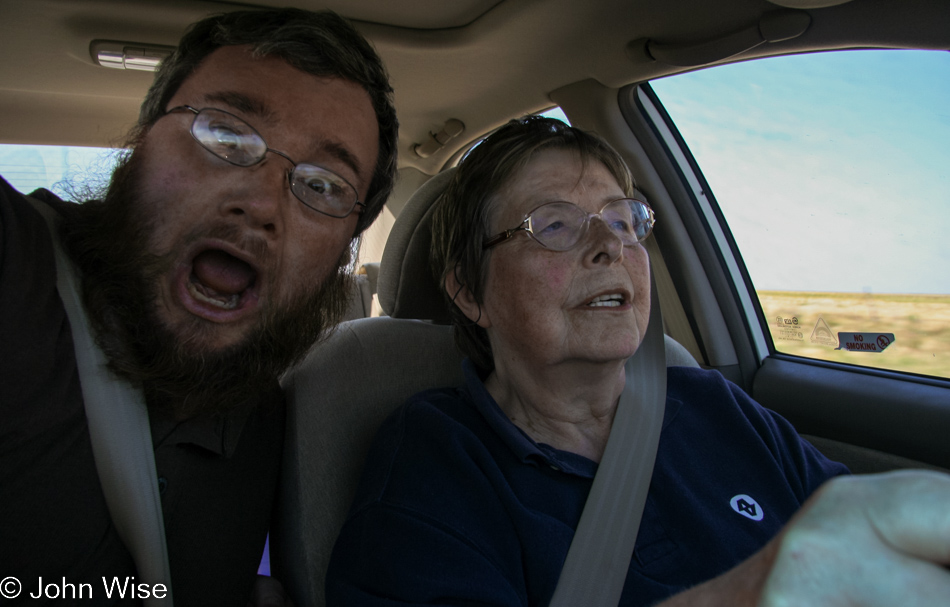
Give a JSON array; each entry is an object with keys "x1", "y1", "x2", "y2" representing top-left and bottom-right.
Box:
[{"x1": 651, "y1": 50, "x2": 950, "y2": 295}]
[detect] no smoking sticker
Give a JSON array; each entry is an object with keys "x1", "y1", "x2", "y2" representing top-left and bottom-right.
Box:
[{"x1": 836, "y1": 332, "x2": 895, "y2": 353}]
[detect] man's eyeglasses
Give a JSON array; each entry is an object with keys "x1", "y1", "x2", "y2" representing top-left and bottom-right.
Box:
[
  {"x1": 165, "y1": 106, "x2": 364, "y2": 218},
  {"x1": 483, "y1": 198, "x2": 655, "y2": 251}
]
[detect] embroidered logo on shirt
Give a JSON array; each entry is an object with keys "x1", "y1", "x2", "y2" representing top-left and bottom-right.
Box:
[{"x1": 730, "y1": 494, "x2": 764, "y2": 521}]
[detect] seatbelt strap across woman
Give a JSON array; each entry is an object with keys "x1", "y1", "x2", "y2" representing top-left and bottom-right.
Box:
[{"x1": 548, "y1": 268, "x2": 667, "y2": 606}]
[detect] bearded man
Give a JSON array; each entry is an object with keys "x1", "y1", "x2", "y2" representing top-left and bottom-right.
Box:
[{"x1": 0, "y1": 8, "x2": 396, "y2": 606}]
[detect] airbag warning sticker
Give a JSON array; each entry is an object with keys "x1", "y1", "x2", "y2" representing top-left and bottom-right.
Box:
[{"x1": 836, "y1": 332, "x2": 895, "y2": 353}]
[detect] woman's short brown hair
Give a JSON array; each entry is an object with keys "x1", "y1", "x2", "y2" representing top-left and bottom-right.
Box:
[{"x1": 430, "y1": 116, "x2": 636, "y2": 372}]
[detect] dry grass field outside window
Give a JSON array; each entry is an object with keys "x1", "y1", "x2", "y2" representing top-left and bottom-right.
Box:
[{"x1": 759, "y1": 290, "x2": 950, "y2": 380}]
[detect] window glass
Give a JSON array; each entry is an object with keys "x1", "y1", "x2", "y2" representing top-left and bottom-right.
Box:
[
  {"x1": 0, "y1": 144, "x2": 121, "y2": 198},
  {"x1": 539, "y1": 106, "x2": 571, "y2": 125},
  {"x1": 651, "y1": 50, "x2": 950, "y2": 379}
]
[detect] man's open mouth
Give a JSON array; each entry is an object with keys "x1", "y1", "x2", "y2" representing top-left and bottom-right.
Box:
[{"x1": 178, "y1": 247, "x2": 261, "y2": 320}]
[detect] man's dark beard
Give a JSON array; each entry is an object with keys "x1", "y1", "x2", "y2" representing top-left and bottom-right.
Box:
[{"x1": 61, "y1": 150, "x2": 353, "y2": 419}]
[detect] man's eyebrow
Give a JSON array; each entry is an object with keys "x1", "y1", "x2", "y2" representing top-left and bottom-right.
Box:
[
  {"x1": 319, "y1": 140, "x2": 366, "y2": 186},
  {"x1": 204, "y1": 91, "x2": 272, "y2": 121}
]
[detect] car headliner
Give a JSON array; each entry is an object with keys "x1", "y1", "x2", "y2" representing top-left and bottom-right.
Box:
[{"x1": 1, "y1": 0, "x2": 949, "y2": 176}]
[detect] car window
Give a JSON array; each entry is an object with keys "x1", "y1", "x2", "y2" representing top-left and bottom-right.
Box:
[
  {"x1": 539, "y1": 106, "x2": 570, "y2": 125},
  {"x1": 0, "y1": 143, "x2": 121, "y2": 198},
  {"x1": 650, "y1": 50, "x2": 950, "y2": 380}
]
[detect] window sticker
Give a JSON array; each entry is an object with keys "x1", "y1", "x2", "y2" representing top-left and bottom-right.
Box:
[
  {"x1": 810, "y1": 317, "x2": 838, "y2": 347},
  {"x1": 837, "y1": 333, "x2": 895, "y2": 353},
  {"x1": 773, "y1": 316, "x2": 804, "y2": 342}
]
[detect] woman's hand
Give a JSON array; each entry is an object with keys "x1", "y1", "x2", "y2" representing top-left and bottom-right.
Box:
[
  {"x1": 759, "y1": 470, "x2": 950, "y2": 606},
  {"x1": 660, "y1": 470, "x2": 950, "y2": 606}
]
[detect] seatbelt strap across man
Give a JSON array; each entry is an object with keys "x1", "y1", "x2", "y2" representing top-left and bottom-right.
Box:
[
  {"x1": 548, "y1": 267, "x2": 667, "y2": 607},
  {"x1": 28, "y1": 197, "x2": 174, "y2": 606}
]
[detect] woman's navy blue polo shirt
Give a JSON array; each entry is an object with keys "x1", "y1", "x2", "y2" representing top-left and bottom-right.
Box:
[{"x1": 327, "y1": 361, "x2": 848, "y2": 606}]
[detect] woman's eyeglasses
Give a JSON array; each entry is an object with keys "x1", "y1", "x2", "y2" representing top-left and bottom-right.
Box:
[{"x1": 483, "y1": 198, "x2": 655, "y2": 251}]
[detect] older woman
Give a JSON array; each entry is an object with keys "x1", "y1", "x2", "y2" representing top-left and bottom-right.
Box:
[{"x1": 326, "y1": 117, "x2": 950, "y2": 606}]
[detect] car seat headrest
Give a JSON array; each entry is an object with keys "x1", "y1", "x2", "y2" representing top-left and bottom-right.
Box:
[{"x1": 377, "y1": 168, "x2": 457, "y2": 323}]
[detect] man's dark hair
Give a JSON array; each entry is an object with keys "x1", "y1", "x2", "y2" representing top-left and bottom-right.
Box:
[
  {"x1": 431, "y1": 116, "x2": 636, "y2": 372},
  {"x1": 137, "y1": 8, "x2": 397, "y2": 235}
]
